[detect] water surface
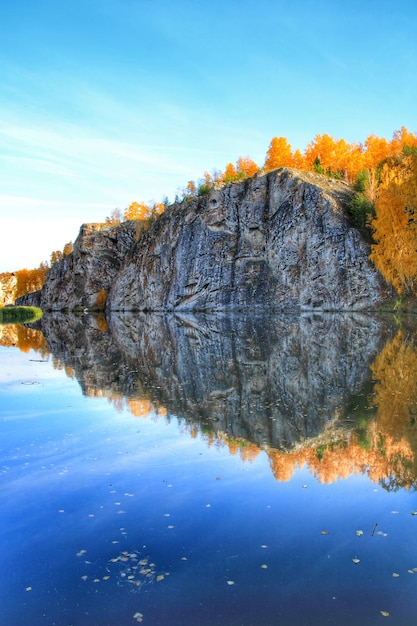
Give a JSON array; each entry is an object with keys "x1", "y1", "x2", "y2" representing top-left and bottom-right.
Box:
[{"x1": 1, "y1": 313, "x2": 417, "y2": 625}]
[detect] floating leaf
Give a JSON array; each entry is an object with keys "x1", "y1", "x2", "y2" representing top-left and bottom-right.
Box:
[
  {"x1": 411, "y1": 511, "x2": 417, "y2": 516},
  {"x1": 181, "y1": 556, "x2": 188, "y2": 561},
  {"x1": 261, "y1": 545, "x2": 268, "y2": 549},
  {"x1": 81, "y1": 576, "x2": 88, "y2": 581},
  {"x1": 380, "y1": 610, "x2": 389, "y2": 617},
  {"x1": 392, "y1": 573, "x2": 400, "y2": 577},
  {"x1": 408, "y1": 569, "x2": 414, "y2": 574},
  {"x1": 156, "y1": 575, "x2": 164, "y2": 582},
  {"x1": 102, "y1": 576, "x2": 110, "y2": 581},
  {"x1": 226, "y1": 580, "x2": 235, "y2": 585},
  {"x1": 321, "y1": 530, "x2": 330, "y2": 535},
  {"x1": 355, "y1": 530, "x2": 364, "y2": 537},
  {"x1": 25, "y1": 587, "x2": 32, "y2": 592},
  {"x1": 260, "y1": 564, "x2": 268, "y2": 569},
  {"x1": 76, "y1": 550, "x2": 87, "y2": 557},
  {"x1": 352, "y1": 558, "x2": 360, "y2": 564}
]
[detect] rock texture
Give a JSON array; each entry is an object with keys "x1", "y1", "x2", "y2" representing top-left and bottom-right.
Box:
[
  {"x1": 23, "y1": 221, "x2": 137, "y2": 311},
  {"x1": 24, "y1": 168, "x2": 394, "y2": 312},
  {"x1": 109, "y1": 168, "x2": 392, "y2": 311},
  {"x1": 0, "y1": 272, "x2": 17, "y2": 306},
  {"x1": 36, "y1": 311, "x2": 394, "y2": 451}
]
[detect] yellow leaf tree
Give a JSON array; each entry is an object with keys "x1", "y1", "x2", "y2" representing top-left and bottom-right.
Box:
[
  {"x1": 371, "y1": 155, "x2": 417, "y2": 295},
  {"x1": 264, "y1": 136, "x2": 294, "y2": 171},
  {"x1": 124, "y1": 201, "x2": 151, "y2": 221},
  {"x1": 236, "y1": 156, "x2": 259, "y2": 178}
]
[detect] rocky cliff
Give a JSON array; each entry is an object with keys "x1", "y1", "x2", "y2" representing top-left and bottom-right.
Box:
[
  {"x1": 19, "y1": 221, "x2": 137, "y2": 310},
  {"x1": 24, "y1": 168, "x2": 394, "y2": 312}
]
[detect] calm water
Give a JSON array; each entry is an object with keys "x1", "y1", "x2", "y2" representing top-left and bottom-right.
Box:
[{"x1": 1, "y1": 312, "x2": 417, "y2": 626}]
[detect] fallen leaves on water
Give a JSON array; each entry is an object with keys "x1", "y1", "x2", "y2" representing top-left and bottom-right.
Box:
[
  {"x1": 25, "y1": 587, "x2": 32, "y2": 592},
  {"x1": 392, "y1": 573, "x2": 400, "y2": 577},
  {"x1": 355, "y1": 530, "x2": 363, "y2": 537},
  {"x1": 411, "y1": 511, "x2": 417, "y2": 516},
  {"x1": 133, "y1": 612, "x2": 144, "y2": 623},
  {"x1": 321, "y1": 530, "x2": 330, "y2": 535},
  {"x1": 260, "y1": 564, "x2": 268, "y2": 569},
  {"x1": 226, "y1": 580, "x2": 235, "y2": 585},
  {"x1": 76, "y1": 549, "x2": 87, "y2": 557},
  {"x1": 380, "y1": 610, "x2": 389, "y2": 617},
  {"x1": 352, "y1": 558, "x2": 360, "y2": 564},
  {"x1": 107, "y1": 549, "x2": 167, "y2": 591}
]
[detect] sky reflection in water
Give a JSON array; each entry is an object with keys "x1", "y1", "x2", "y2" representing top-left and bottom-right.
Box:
[{"x1": 1, "y1": 314, "x2": 417, "y2": 625}]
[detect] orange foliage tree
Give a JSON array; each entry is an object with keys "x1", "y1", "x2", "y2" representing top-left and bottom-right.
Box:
[
  {"x1": 222, "y1": 162, "x2": 239, "y2": 182},
  {"x1": 236, "y1": 156, "x2": 259, "y2": 178},
  {"x1": 124, "y1": 201, "x2": 151, "y2": 220},
  {"x1": 15, "y1": 265, "x2": 49, "y2": 299},
  {"x1": 370, "y1": 154, "x2": 417, "y2": 294},
  {"x1": 264, "y1": 136, "x2": 294, "y2": 171}
]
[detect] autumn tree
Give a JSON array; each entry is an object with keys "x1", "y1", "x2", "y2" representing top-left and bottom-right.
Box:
[
  {"x1": 222, "y1": 162, "x2": 239, "y2": 182},
  {"x1": 371, "y1": 154, "x2": 417, "y2": 295},
  {"x1": 390, "y1": 126, "x2": 417, "y2": 156},
  {"x1": 236, "y1": 156, "x2": 259, "y2": 178},
  {"x1": 50, "y1": 241, "x2": 73, "y2": 266},
  {"x1": 63, "y1": 241, "x2": 73, "y2": 256},
  {"x1": 292, "y1": 148, "x2": 305, "y2": 169},
  {"x1": 124, "y1": 201, "x2": 151, "y2": 221},
  {"x1": 15, "y1": 265, "x2": 49, "y2": 298},
  {"x1": 264, "y1": 136, "x2": 294, "y2": 171},
  {"x1": 305, "y1": 134, "x2": 338, "y2": 174},
  {"x1": 50, "y1": 250, "x2": 63, "y2": 266},
  {"x1": 197, "y1": 172, "x2": 213, "y2": 196}
]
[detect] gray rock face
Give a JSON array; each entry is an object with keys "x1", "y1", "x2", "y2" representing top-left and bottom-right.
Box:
[
  {"x1": 37, "y1": 221, "x2": 137, "y2": 311},
  {"x1": 32, "y1": 168, "x2": 393, "y2": 312},
  {"x1": 109, "y1": 168, "x2": 392, "y2": 312}
]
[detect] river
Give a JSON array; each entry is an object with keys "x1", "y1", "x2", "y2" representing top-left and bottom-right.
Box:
[{"x1": 1, "y1": 312, "x2": 417, "y2": 625}]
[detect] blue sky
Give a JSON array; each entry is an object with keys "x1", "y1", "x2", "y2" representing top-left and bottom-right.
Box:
[{"x1": 0, "y1": 0, "x2": 416, "y2": 271}]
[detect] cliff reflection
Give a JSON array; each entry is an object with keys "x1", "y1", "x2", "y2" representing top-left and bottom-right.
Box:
[{"x1": 3, "y1": 311, "x2": 417, "y2": 489}]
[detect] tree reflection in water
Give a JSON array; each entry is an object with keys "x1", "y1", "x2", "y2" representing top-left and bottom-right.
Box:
[{"x1": 3, "y1": 310, "x2": 417, "y2": 490}]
